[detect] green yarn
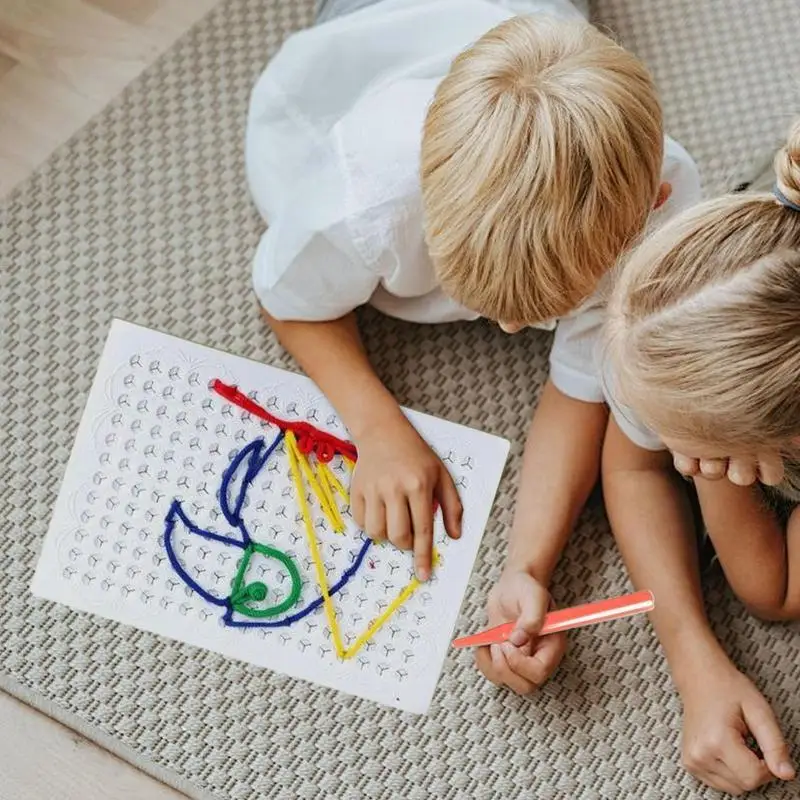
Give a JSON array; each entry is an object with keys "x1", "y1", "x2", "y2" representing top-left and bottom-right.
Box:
[{"x1": 230, "y1": 543, "x2": 302, "y2": 618}]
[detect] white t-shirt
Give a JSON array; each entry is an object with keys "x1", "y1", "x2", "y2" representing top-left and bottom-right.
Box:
[
  {"x1": 552, "y1": 136, "x2": 703, "y2": 410},
  {"x1": 601, "y1": 361, "x2": 665, "y2": 451},
  {"x1": 245, "y1": 0, "x2": 702, "y2": 406}
]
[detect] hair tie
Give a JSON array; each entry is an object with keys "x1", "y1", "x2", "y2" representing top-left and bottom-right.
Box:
[{"x1": 773, "y1": 184, "x2": 800, "y2": 212}]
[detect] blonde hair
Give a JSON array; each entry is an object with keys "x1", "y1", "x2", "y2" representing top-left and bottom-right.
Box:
[
  {"x1": 421, "y1": 15, "x2": 663, "y2": 324},
  {"x1": 606, "y1": 119, "x2": 800, "y2": 454}
]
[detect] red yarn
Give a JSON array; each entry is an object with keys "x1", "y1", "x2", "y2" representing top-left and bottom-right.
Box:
[{"x1": 211, "y1": 380, "x2": 359, "y2": 463}]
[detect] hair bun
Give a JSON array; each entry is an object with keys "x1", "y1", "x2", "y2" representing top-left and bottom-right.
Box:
[{"x1": 774, "y1": 118, "x2": 800, "y2": 206}]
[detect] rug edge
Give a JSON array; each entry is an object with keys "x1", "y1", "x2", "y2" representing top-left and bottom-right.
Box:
[{"x1": 0, "y1": 673, "x2": 221, "y2": 800}]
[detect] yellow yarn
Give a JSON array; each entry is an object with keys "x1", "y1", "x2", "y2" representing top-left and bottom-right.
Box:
[{"x1": 284, "y1": 430, "x2": 433, "y2": 661}]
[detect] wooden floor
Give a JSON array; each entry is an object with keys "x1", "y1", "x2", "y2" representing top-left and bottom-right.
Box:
[
  {"x1": 0, "y1": 692, "x2": 188, "y2": 800},
  {"x1": 0, "y1": 0, "x2": 219, "y2": 198},
  {"x1": 0, "y1": 1, "x2": 219, "y2": 795}
]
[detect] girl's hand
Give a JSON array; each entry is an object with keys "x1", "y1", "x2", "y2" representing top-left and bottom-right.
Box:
[
  {"x1": 475, "y1": 569, "x2": 566, "y2": 694},
  {"x1": 350, "y1": 413, "x2": 462, "y2": 581},
  {"x1": 680, "y1": 663, "x2": 795, "y2": 795},
  {"x1": 672, "y1": 452, "x2": 785, "y2": 487}
]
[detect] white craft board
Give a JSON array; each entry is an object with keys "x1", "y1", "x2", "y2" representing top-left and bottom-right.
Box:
[{"x1": 32, "y1": 320, "x2": 509, "y2": 714}]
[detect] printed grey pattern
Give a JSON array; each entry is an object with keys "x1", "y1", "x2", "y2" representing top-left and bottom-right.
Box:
[{"x1": 2, "y1": 0, "x2": 799, "y2": 797}]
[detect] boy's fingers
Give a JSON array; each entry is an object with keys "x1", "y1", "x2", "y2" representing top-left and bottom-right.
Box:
[
  {"x1": 364, "y1": 494, "x2": 386, "y2": 541},
  {"x1": 435, "y1": 467, "x2": 463, "y2": 540},
  {"x1": 386, "y1": 494, "x2": 412, "y2": 550},
  {"x1": 506, "y1": 627, "x2": 530, "y2": 647},
  {"x1": 409, "y1": 490, "x2": 434, "y2": 581},
  {"x1": 351, "y1": 490, "x2": 366, "y2": 529},
  {"x1": 500, "y1": 672, "x2": 535, "y2": 695},
  {"x1": 743, "y1": 697, "x2": 795, "y2": 780}
]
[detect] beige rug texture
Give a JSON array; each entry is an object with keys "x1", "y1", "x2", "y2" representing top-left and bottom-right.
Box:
[{"x1": 2, "y1": 1, "x2": 800, "y2": 798}]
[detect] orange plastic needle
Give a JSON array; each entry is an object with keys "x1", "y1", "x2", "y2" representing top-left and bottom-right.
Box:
[{"x1": 452, "y1": 590, "x2": 655, "y2": 648}]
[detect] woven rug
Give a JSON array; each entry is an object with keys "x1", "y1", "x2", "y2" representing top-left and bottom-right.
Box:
[{"x1": 2, "y1": 1, "x2": 800, "y2": 798}]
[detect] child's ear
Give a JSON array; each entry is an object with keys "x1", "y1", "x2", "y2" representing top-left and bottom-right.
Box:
[{"x1": 654, "y1": 182, "x2": 672, "y2": 210}]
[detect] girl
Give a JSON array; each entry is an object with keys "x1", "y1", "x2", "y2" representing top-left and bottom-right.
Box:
[{"x1": 602, "y1": 120, "x2": 800, "y2": 796}]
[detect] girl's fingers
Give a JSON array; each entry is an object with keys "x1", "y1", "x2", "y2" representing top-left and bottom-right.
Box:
[
  {"x1": 699, "y1": 458, "x2": 727, "y2": 480},
  {"x1": 490, "y1": 644, "x2": 535, "y2": 694},
  {"x1": 673, "y1": 453, "x2": 699, "y2": 477},
  {"x1": 674, "y1": 451, "x2": 786, "y2": 488},
  {"x1": 757, "y1": 453, "x2": 785, "y2": 487},
  {"x1": 702, "y1": 765, "x2": 743, "y2": 796},
  {"x1": 716, "y1": 734, "x2": 772, "y2": 793},
  {"x1": 743, "y1": 695, "x2": 796, "y2": 781},
  {"x1": 727, "y1": 458, "x2": 758, "y2": 487}
]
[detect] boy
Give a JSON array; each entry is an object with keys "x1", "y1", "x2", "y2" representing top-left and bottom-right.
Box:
[{"x1": 246, "y1": 0, "x2": 701, "y2": 690}]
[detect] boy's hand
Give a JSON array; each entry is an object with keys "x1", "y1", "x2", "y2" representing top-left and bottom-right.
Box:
[
  {"x1": 680, "y1": 662, "x2": 795, "y2": 795},
  {"x1": 350, "y1": 413, "x2": 462, "y2": 581},
  {"x1": 475, "y1": 569, "x2": 566, "y2": 694}
]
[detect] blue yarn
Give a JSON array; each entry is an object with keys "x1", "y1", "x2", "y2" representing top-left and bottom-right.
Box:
[
  {"x1": 162, "y1": 431, "x2": 368, "y2": 629},
  {"x1": 163, "y1": 500, "x2": 236, "y2": 607},
  {"x1": 219, "y1": 432, "x2": 285, "y2": 540}
]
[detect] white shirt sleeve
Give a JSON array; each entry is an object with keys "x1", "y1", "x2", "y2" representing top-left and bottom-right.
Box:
[
  {"x1": 550, "y1": 301, "x2": 668, "y2": 449},
  {"x1": 250, "y1": 151, "x2": 381, "y2": 321},
  {"x1": 548, "y1": 298, "x2": 605, "y2": 403},
  {"x1": 613, "y1": 410, "x2": 664, "y2": 451},
  {"x1": 602, "y1": 137, "x2": 703, "y2": 451},
  {"x1": 604, "y1": 136, "x2": 702, "y2": 449},
  {"x1": 550, "y1": 305, "x2": 669, "y2": 450},
  {"x1": 252, "y1": 223, "x2": 380, "y2": 322},
  {"x1": 602, "y1": 361, "x2": 665, "y2": 450},
  {"x1": 550, "y1": 135, "x2": 703, "y2": 410},
  {"x1": 248, "y1": 83, "x2": 382, "y2": 321}
]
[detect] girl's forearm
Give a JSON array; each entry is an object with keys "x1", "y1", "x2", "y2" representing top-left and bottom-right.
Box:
[
  {"x1": 694, "y1": 478, "x2": 790, "y2": 619},
  {"x1": 602, "y1": 422, "x2": 729, "y2": 690},
  {"x1": 782, "y1": 507, "x2": 800, "y2": 617}
]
